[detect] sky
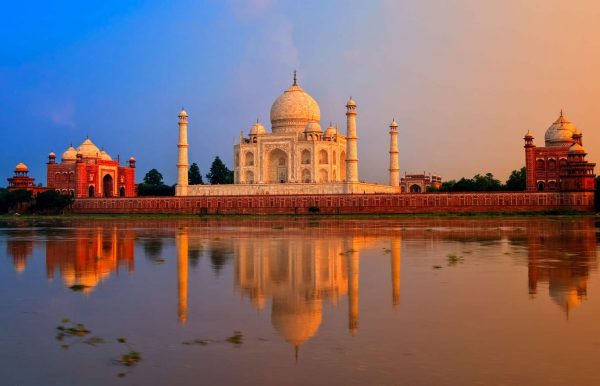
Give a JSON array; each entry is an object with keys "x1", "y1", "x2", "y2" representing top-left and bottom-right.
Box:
[{"x1": 1, "y1": 0, "x2": 599, "y2": 185}]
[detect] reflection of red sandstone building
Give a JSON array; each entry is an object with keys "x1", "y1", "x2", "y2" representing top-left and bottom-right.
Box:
[
  {"x1": 47, "y1": 138, "x2": 136, "y2": 198},
  {"x1": 524, "y1": 111, "x2": 595, "y2": 192},
  {"x1": 46, "y1": 227, "x2": 135, "y2": 294},
  {"x1": 7, "y1": 163, "x2": 47, "y2": 195},
  {"x1": 400, "y1": 173, "x2": 442, "y2": 193},
  {"x1": 524, "y1": 219, "x2": 597, "y2": 315}
]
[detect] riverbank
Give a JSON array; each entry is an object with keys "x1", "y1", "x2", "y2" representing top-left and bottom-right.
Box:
[{"x1": 0, "y1": 209, "x2": 596, "y2": 222}]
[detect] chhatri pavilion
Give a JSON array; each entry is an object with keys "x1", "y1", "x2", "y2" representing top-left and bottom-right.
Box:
[{"x1": 175, "y1": 73, "x2": 401, "y2": 196}]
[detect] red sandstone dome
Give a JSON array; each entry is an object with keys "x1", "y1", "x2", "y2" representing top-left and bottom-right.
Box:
[{"x1": 15, "y1": 162, "x2": 28, "y2": 172}]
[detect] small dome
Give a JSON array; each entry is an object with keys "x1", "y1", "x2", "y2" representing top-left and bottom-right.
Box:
[
  {"x1": 49, "y1": 152, "x2": 56, "y2": 157},
  {"x1": 524, "y1": 130, "x2": 533, "y2": 138},
  {"x1": 15, "y1": 162, "x2": 28, "y2": 172},
  {"x1": 62, "y1": 146, "x2": 77, "y2": 161},
  {"x1": 179, "y1": 108, "x2": 188, "y2": 118},
  {"x1": 77, "y1": 138, "x2": 101, "y2": 158},
  {"x1": 249, "y1": 121, "x2": 267, "y2": 135},
  {"x1": 304, "y1": 121, "x2": 322, "y2": 133},
  {"x1": 270, "y1": 79, "x2": 321, "y2": 134},
  {"x1": 569, "y1": 143, "x2": 586, "y2": 153},
  {"x1": 390, "y1": 118, "x2": 398, "y2": 128},
  {"x1": 129, "y1": 156, "x2": 136, "y2": 161},
  {"x1": 324, "y1": 124, "x2": 337, "y2": 138},
  {"x1": 545, "y1": 111, "x2": 578, "y2": 147},
  {"x1": 99, "y1": 150, "x2": 112, "y2": 161},
  {"x1": 346, "y1": 97, "x2": 357, "y2": 108}
]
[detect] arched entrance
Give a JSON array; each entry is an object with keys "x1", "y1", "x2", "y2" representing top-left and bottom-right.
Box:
[
  {"x1": 88, "y1": 185, "x2": 95, "y2": 197},
  {"x1": 119, "y1": 187, "x2": 126, "y2": 197},
  {"x1": 103, "y1": 175, "x2": 114, "y2": 197},
  {"x1": 302, "y1": 169, "x2": 311, "y2": 183},
  {"x1": 410, "y1": 184, "x2": 422, "y2": 193},
  {"x1": 267, "y1": 149, "x2": 288, "y2": 183},
  {"x1": 319, "y1": 169, "x2": 328, "y2": 183},
  {"x1": 537, "y1": 181, "x2": 545, "y2": 191},
  {"x1": 245, "y1": 170, "x2": 254, "y2": 184}
]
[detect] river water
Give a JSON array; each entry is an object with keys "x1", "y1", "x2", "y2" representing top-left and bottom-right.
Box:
[{"x1": 1, "y1": 217, "x2": 599, "y2": 385}]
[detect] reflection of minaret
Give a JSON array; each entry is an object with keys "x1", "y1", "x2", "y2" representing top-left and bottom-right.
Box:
[
  {"x1": 347, "y1": 246, "x2": 359, "y2": 335},
  {"x1": 176, "y1": 228, "x2": 189, "y2": 325},
  {"x1": 391, "y1": 236, "x2": 401, "y2": 308}
]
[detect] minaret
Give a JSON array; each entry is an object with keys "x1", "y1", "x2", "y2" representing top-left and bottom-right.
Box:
[
  {"x1": 177, "y1": 108, "x2": 189, "y2": 196},
  {"x1": 389, "y1": 118, "x2": 399, "y2": 187},
  {"x1": 176, "y1": 227, "x2": 189, "y2": 325},
  {"x1": 523, "y1": 130, "x2": 536, "y2": 191},
  {"x1": 345, "y1": 97, "x2": 359, "y2": 183},
  {"x1": 391, "y1": 236, "x2": 401, "y2": 308}
]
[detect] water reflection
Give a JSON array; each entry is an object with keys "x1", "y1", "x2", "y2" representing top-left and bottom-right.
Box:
[
  {"x1": 46, "y1": 227, "x2": 135, "y2": 294},
  {"x1": 6, "y1": 235, "x2": 34, "y2": 273},
  {"x1": 2, "y1": 217, "x2": 600, "y2": 385},
  {"x1": 2, "y1": 218, "x2": 598, "y2": 341},
  {"x1": 522, "y1": 220, "x2": 597, "y2": 316}
]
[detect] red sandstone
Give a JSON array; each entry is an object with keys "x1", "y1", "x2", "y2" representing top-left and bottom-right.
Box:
[{"x1": 70, "y1": 191, "x2": 595, "y2": 215}]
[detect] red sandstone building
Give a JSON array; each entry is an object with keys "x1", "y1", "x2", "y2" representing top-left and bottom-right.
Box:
[
  {"x1": 524, "y1": 112, "x2": 595, "y2": 192},
  {"x1": 400, "y1": 173, "x2": 442, "y2": 193},
  {"x1": 47, "y1": 138, "x2": 137, "y2": 198},
  {"x1": 7, "y1": 163, "x2": 48, "y2": 195}
]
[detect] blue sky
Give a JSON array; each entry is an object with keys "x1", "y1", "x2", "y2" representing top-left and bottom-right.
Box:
[{"x1": 2, "y1": 0, "x2": 599, "y2": 185}]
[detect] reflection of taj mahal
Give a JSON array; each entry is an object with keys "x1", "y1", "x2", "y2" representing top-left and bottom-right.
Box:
[
  {"x1": 175, "y1": 73, "x2": 401, "y2": 196},
  {"x1": 174, "y1": 227, "x2": 403, "y2": 351}
]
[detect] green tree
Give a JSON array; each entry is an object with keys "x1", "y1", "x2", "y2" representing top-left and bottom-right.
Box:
[
  {"x1": 138, "y1": 168, "x2": 175, "y2": 196},
  {"x1": 0, "y1": 189, "x2": 33, "y2": 213},
  {"x1": 206, "y1": 156, "x2": 234, "y2": 184},
  {"x1": 143, "y1": 169, "x2": 164, "y2": 185},
  {"x1": 189, "y1": 163, "x2": 204, "y2": 185},
  {"x1": 506, "y1": 167, "x2": 526, "y2": 191},
  {"x1": 32, "y1": 190, "x2": 73, "y2": 214}
]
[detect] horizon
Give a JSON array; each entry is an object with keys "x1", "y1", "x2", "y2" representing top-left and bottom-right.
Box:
[{"x1": 1, "y1": 0, "x2": 599, "y2": 186}]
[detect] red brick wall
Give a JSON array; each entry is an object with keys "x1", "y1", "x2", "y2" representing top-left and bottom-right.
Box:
[{"x1": 70, "y1": 191, "x2": 596, "y2": 215}]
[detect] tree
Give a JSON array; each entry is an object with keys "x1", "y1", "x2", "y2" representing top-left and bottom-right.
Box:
[
  {"x1": 32, "y1": 190, "x2": 73, "y2": 214},
  {"x1": 506, "y1": 167, "x2": 526, "y2": 191},
  {"x1": 143, "y1": 169, "x2": 164, "y2": 186},
  {"x1": 206, "y1": 156, "x2": 234, "y2": 184},
  {"x1": 189, "y1": 163, "x2": 204, "y2": 185},
  {"x1": 138, "y1": 168, "x2": 175, "y2": 196}
]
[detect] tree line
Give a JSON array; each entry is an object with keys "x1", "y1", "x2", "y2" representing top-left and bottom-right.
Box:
[
  {"x1": 137, "y1": 156, "x2": 233, "y2": 196},
  {"x1": 428, "y1": 167, "x2": 526, "y2": 192},
  {"x1": 0, "y1": 189, "x2": 73, "y2": 214}
]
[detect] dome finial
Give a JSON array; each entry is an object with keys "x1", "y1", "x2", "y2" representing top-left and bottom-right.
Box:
[
  {"x1": 560, "y1": 108, "x2": 563, "y2": 117},
  {"x1": 293, "y1": 70, "x2": 297, "y2": 86}
]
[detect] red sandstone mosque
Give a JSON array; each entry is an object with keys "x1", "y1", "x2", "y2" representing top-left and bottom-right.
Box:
[
  {"x1": 524, "y1": 111, "x2": 595, "y2": 192},
  {"x1": 46, "y1": 138, "x2": 137, "y2": 198}
]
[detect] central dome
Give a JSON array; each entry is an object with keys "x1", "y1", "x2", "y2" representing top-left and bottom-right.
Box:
[
  {"x1": 270, "y1": 78, "x2": 320, "y2": 134},
  {"x1": 545, "y1": 111, "x2": 577, "y2": 147},
  {"x1": 77, "y1": 138, "x2": 101, "y2": 158}
]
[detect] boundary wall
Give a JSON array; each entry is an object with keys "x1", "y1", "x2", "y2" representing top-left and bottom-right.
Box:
[{"x1": 70, "y1": 191, "x2": 595, "y2": 214}]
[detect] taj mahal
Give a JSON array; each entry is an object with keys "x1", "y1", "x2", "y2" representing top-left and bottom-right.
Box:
[{"x1": 175, "y1": 73, "x2": 401, "y2": 196}]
